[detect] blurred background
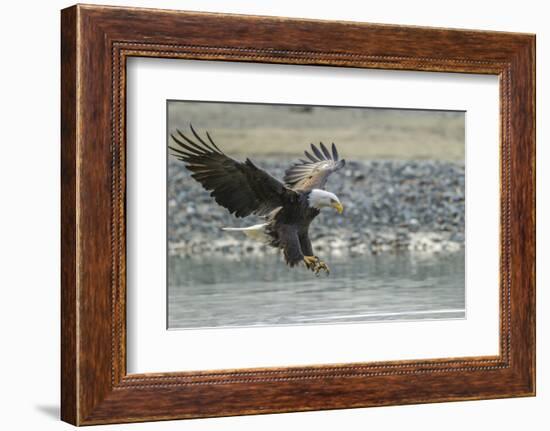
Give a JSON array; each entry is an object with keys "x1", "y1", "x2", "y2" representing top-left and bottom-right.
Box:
[
  {"x1": 167, "y1": 101, "x2": 465, "y2": 329},
  {"x1": 168, "y1": 101, "x2": 464, "y2": 160}
]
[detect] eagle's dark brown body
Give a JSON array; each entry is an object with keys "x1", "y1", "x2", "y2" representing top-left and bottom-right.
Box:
[
  {"x1": 265, "y1": 195, "x2": 320, "y2": 266},
  {"x1": 169, "y1": 125, "x2": 345, "y2": 272}
]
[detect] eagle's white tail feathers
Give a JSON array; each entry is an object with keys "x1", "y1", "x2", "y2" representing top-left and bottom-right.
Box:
[{"x1": 222, "y1": 223, "x2": 270, "y2": 243}]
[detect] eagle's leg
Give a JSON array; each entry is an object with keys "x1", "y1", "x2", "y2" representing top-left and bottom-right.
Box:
[{"x1": 299, "y1": 232, "x2": 329, "y2": 274}]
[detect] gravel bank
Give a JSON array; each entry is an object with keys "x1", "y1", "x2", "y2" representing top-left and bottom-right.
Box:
[{"x1": 168, "y1": 158, "x2": 464, "y2": 257}]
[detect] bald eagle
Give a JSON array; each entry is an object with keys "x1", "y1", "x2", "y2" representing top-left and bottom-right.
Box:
[{"x1": 169, "y1": 125, "x2": 346, "y2": 274}]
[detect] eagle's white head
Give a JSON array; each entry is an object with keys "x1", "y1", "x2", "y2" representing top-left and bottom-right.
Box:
[{"x1": 308, "y1": 189, "x2": 344, "y2": 214}]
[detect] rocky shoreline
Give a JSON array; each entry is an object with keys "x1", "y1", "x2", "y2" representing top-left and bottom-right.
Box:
[{"x1": 168, "y1": 158, "x2": 464, "y2": 257}]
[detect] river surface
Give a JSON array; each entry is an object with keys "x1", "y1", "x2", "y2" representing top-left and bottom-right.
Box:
[{"x1": 168, "y1": 251, "x2": 465, "y2": 329}]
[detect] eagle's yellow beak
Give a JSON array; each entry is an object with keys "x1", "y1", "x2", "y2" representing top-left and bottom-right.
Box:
[{"x1": 332, "y1": 201, "x2": 344, "y2": 214}]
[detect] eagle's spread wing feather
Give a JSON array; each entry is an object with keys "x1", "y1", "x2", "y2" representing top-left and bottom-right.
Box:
[
  {"x1": 283, "y1": 142, "x2": 346, "y2": 191},
  {"x1": 169, "y1": 126, "x2": 296, "y2": 218}
]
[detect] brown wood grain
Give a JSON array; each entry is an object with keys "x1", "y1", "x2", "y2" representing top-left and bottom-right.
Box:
[
  {"x1": 60, "y1": 5, "x2": 78, "y2": 425},
  {"x1": 60, "y1": 4, "x2": 536, "y2": 425}
]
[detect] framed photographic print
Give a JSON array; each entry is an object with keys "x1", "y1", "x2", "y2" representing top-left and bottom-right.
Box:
[{"x1": 61, "y1": 4, "x2": 535, "y2": 425}]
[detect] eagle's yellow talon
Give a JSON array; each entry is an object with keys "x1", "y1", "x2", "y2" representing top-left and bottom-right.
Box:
[
  {"x1": 303, "y1": 255, "x2": 317, "y2": 271},
  {"x1": 317, "y1": 261, "x2": 330, "y2": 275},
  {"x1": 304, "y1": 256, "x2": 330, "y2": 275}
]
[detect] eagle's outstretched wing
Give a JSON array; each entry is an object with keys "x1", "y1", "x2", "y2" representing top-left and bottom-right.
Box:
[
  {"x1": 169, "y1": 125, "x2": 296, "y2": 218},
  {"x1": 283, "y1": 142, "x2": 346, "y2": 191}
]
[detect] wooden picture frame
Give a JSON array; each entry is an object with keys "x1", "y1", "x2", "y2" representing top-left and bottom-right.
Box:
[{"x1": 61, "y1": 4, "x2": 535, "y2": 425}]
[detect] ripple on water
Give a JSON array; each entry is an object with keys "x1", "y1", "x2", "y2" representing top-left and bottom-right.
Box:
[{"x1": 167, "y1": 251, "x2": 465, "y2": 329}]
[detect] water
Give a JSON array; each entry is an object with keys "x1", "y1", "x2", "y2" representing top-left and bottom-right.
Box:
[{"x1": 168, "y1": 251, "x2": 465, "y2": 329}]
